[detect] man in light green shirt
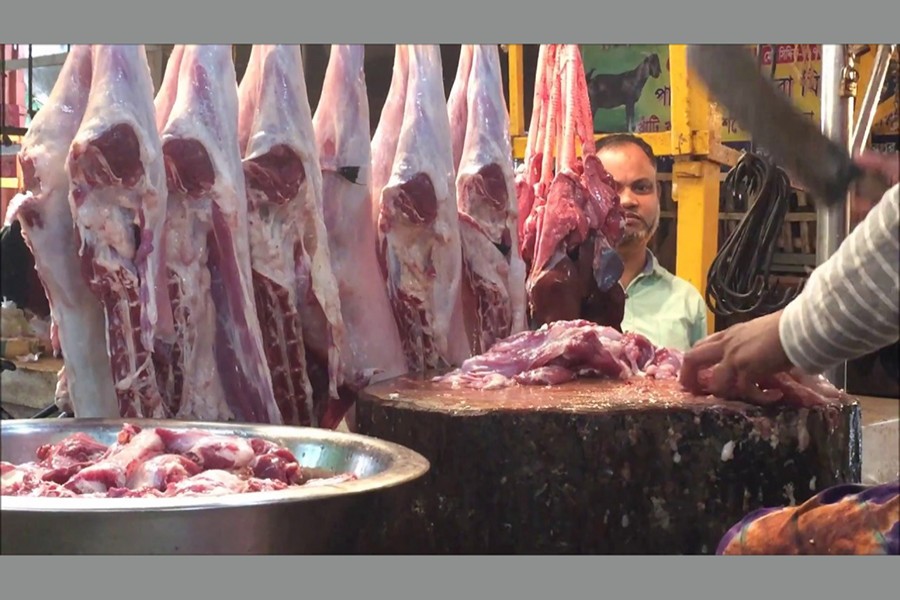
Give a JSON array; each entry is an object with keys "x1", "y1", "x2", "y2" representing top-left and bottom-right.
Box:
[{"x1": 596, "y1": 134, "x2": 708, "y2": 352}]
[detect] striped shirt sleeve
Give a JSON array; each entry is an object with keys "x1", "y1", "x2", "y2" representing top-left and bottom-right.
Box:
[{"x1": 779, "y1": 184, "x2": 900, "y2": 375}]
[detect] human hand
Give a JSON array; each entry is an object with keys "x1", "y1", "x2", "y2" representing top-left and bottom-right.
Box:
[
  {"x1": 854, "y1": 150, "x2": 899, "y2": 204},
  {"x1": 679, "y1": 309, "x2": 795, "y2": 403},
  {"x1": 855, "y1": 150, "x2": 899, "y2": 184}
]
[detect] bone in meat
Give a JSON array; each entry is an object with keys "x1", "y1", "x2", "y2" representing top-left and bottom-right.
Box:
[
  {"x1": 236, "y1": 45, "x2": 318, "y2": 426},
  {"x1": 376, "y1": 45, "x2": 471, "y2": 372},
  {"x1": 152, "y1": 44, "x2": 229, "y2": 420},
  {"x1": 454, "y1": 44, "x2": 528, "y2": 354},
  {"x1": 12, "y1": 46, "x2": 119, "y2": 418},
  {"x1": 313, "y1": 45, "x2": 407, "y2": 398},
  {"x1": 66, "y1": 45, "x2": 172, "y2": 419},
  {"x1": 155, "y1": 44, "x2": 281, "y2": 424},
  {"x1": 237, "y1": 45, "x2": 347, "y2": 428}
]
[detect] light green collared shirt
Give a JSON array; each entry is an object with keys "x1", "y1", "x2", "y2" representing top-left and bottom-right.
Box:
[{"x1": 620, "y1": 250, "x2": 708, "y2": 352}]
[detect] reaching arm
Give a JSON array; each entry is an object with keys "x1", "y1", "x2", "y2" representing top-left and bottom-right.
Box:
[{"x1": 779, "y1": 184, "x2": 900, "y2": 374}]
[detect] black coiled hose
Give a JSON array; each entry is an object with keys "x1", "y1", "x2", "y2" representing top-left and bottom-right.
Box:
[{"x1": 705, "y1": 151, "x2": 804, "y2": 317}]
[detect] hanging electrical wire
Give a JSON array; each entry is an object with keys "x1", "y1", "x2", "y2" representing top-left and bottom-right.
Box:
[{"x1": 705, "y1": 151, "x2": 805, "y2": 317}]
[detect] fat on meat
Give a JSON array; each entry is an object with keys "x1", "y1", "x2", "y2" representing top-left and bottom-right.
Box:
[
  {"x1": 11, "y1": 45, "x2": 118, "y2": 418},
  {"x1": 376, "y1": 45, "x2": 471, "y2": 373},
  {"x1": 370, "y1": 46, "x2": 409, "y2": 230},
  {"x1": 453, "y1": 44, "x2": 528, "y2": 354},
  {"x1": 236, "y1": 44, "x2": 347, "y2": 428},
  {"x1": 65, "y1": 45, "x2": 172, "y2": 419},
  {"x1": 312, "y1": 45, "x2": 407, "y2": 395},
  {"x1": 155, "y1": 44, "x2": 281, "y2": 424},
  {"x1": 447, "y1": 44, "x2": 474, "y2": 173},
  {"x1": 236, "y1": 45, "x2": 316, "y2": 426},
  {"x1": 152, "y1": 44, "x2": 230, "y2": 420}
]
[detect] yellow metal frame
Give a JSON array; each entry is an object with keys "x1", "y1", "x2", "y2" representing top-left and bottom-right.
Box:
[
  {"x1": 506, "y1": 44, "x2": 737, "y2": 333},
  {"x1": 1, "y1": 135, "x2": 24, "y2": 192},
  {"x1": 852, "y1": 45, "x2": 899, "y2": 137}
]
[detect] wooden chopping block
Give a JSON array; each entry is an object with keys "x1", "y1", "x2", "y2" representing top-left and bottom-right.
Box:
[{"x1": 354, "y1": 375, "x2": 862, "y2": 555}]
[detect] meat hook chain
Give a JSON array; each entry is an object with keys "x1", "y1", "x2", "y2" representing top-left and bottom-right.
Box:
[{"x1": 704, "y1": 151, "x2": 804, "y2": 318}]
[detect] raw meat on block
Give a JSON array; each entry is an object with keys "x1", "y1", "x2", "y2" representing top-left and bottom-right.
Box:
[
  {"x1": 434, "y1": 319, "x2": 677, "y2": 389},
  {"x1": 376, "y1": 45, "x2": 471, "y2": 373},
  {"x1": 453, "y1": 44, "x2": 528, "y2": 354},
  {"x1": 237, "y1": 44, "x2": 347, "y2": 428},
  {"x1": 66, "y1": 45, "x2": 171, "y2": 419},
  {"x1": 155, "y1": 44, "x2": 281, "y2": 424},
  {"x1": 313, "y1": 45, "x2": 407, "y2": 395},
  {"x1": 12, "y1": 45, "x2": 119, "y2": 418},
  {"x1": 436, "y1": 318, "x2": 845, "y2": 410}
]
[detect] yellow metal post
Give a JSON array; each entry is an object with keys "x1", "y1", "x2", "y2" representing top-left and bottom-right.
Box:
[
  {"x1": 2, "y1": 135, "x2": 23, "y2": 191},
  {"x1": 507, "y1": 44, "x2": 525, "y2": 138},
  {"x1": 669, "y1": 44, "x2": 720, "y2": 334}
]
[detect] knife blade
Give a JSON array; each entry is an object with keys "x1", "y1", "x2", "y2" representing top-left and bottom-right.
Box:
[{"x1": 686, "y1": 44, "x2": 889, "y2": 207}]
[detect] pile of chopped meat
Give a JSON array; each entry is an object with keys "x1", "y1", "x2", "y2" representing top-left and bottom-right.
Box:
[
  {"x1": 435, "y1": 319, "x2": 682, "y2": 389},
  {"x1": 434, "y1": 319, "x2": 846, "y2": 408},
  {"x1": 0, "y1": 423, "x2": 355, "y2": 499}
]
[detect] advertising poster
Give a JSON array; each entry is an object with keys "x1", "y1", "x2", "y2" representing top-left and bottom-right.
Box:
[
  {"x1": 720, "y1": 44, "x2": 824, "y2": 144},
  {"x1": 580, "y1": 44, "x2": 899, "y2": 150},
  {"x1": 581, "y1": 44, "x2": 671, "y2": 135},
  {"x1": 870, "y1": 54, "x2": 899, "y2": 154}
]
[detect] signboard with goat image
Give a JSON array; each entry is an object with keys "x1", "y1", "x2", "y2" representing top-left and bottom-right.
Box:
[{"x1": 581, "y1": 44, "x2": 670, "y2": 134}]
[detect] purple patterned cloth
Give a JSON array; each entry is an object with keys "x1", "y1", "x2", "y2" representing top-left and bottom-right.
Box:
[{"x1": 717, "y1": 480, "x2": 899, "y2": 555}]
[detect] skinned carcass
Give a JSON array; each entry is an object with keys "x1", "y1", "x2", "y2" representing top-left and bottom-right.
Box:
[
  {"x1": 237, "y1": 44, "x2": 349, "y2": 429},
  {"x1": 154, "y1": 44, "x2": 281, "y2": 424},
  {"x1": 452, "y1": 44, "x2": 528, "y2": 354},
  {"x1": 375, "y1": 45, "x2": 471, "y2": 373},
  {"x1": 12, "y1": 45, "x2": 119, "y2": 418},
  {"x1": 447, "y1": 44, "x2": 474, "y2": 173},
  {"x1": 236, "y1": 44, "x2": 316, "y2": 426},
  {"x1": 370, "y1": 45, "x2": 409, "y2": 230},
  {"x1": 517, "y1": 45, "x2": 627, "y2": 330},
  {"x1": 66, "y1": 45, "x2": 172, "y2": 419},
  {"x1": 313, "y1": 45, "x2": 407, "y2": 397}
]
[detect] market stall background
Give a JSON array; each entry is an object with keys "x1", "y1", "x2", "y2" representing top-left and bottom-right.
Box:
[{"x1": 2, "y1": 44, "x2": 898, "y2": 401}]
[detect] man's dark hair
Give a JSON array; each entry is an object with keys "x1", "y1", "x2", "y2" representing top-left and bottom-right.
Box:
[{"x1": 595, "y1": 133, "x2": 657, "y2": 166}]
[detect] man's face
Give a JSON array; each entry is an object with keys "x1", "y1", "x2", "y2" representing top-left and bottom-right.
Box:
[{"x1": 597, "y1": 143, "x2": 660, "y2": 249}]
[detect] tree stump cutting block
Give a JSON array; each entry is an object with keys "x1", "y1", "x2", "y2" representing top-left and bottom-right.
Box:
[{"x1": 354, "y1": 375, "x2": 862, "y2": 554}]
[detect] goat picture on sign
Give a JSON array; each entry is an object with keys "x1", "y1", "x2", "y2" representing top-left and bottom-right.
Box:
[{"x1": 581, "y1": 44, "x2": 669, "y2": 134}]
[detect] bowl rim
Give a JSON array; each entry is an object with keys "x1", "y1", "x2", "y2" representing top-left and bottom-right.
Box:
[{"x1": 0, "y1": 418, "x2": 430, "y2": 513}]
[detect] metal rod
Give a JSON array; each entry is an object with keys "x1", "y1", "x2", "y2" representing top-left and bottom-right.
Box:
[
  {"x1": 27, "y1": 45, "x2": 34, "y2": 120},
  {"x1": 818, "y1": 44, "x2": 851, "y2": 389},
  {"x1": 1, "y1": 44, "x2": 6, "y2": 140}
]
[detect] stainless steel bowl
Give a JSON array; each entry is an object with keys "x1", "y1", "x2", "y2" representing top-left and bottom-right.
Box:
[{"x1": 0, "y1": 418, "x2": 430, "y2": 554}]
